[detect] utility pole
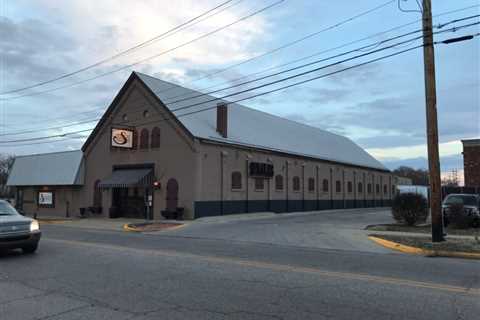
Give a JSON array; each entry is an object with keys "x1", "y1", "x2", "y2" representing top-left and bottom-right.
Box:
[{"x1": 422, "y1": 0, "x2": 444, "y2": 242}]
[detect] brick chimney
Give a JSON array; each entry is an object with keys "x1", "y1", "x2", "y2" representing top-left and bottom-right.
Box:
[{"x1": 216, "y1": 102, "x2": 228, "y2": 138}]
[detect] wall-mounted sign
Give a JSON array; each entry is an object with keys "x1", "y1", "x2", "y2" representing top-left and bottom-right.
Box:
[
  {"x1": 38, "y1": 192, "x2": 54, "y2": 206},
  {"x1": 249, "y1": 162, "x2": 274, "y2": 178},
  {"x1": 111, "y1": 128, "x2": 134, "y2": 148}
]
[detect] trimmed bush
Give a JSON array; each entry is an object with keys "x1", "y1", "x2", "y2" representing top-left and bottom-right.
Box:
[
  {"x1": 391, "y1": 193, "x2": 428, "y2": 226},
  {"x1": 448, "y1": 203, "x2": 476, "y2": 229}
]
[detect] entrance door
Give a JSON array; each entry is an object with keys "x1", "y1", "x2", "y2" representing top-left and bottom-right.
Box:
[{"x1": 166, "y1": 179, "x2": 179, "y2": 211}]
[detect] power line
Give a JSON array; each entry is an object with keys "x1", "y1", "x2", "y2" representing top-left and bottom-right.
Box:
[
  {"x1": 0, "y1": 0, "x2": 284, "y2": 101},
  {"x1": 4, "y1": 29, "x2": 476, "y2": 145},
  {"x1": 0, "y1": 0, "x2": 241, "y2": 95},
  {"x1": 1, "y1": 21, "x2": 477, "y2": 141}
]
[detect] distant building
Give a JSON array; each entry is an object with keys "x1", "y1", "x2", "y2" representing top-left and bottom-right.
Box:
[
  {"x1": 462, "y1": 139, "x2": 480, "y2": 188},
  {"x1": 394, "y1": 176, "x2": 413, "y2": 186}
]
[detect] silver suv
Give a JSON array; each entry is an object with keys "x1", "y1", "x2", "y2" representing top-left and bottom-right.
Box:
[{"x1": 0, "y1": 200, "x2": 41, "y2": 254}]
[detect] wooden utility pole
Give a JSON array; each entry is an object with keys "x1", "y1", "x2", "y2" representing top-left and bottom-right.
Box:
[{"x1": 422, "y1": 0, "x2": 444, "y2": 242}]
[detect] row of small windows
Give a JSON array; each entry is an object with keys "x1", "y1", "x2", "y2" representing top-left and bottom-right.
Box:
[
  {"x1": 124, "y1": 127, "x2": 161, "y2": 150},
  {"x1": 232, "y1": 172, "x2": 395, "y2": 194}
]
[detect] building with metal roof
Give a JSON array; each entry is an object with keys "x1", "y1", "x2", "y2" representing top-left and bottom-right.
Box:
[{"x1": 8, "y1": 72, "x2": 394, "y2": 219}]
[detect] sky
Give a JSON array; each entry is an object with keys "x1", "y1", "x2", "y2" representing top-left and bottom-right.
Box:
[{"x1": 0, "y1": 0, "x2": 479, "y2": 183}]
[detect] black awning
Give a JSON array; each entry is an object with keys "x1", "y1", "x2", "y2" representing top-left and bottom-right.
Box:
[{"x1": 98, "y1": 168, "x2": 154, "y2": 189}]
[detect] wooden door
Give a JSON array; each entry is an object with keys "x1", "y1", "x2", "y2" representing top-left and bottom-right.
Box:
[{"x1": 166, "y1": 178, "x2": 179, "y2": 212}]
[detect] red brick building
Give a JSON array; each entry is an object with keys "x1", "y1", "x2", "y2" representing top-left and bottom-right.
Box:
[{"x1": 462, "y1": 139, "x2": 480, "y2": 188}]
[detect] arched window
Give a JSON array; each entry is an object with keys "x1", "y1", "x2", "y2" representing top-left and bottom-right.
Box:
[
  {"x1": 336, "y1": 180, "x2": 341, "y2": 193},
  {"x1": 367, "y1": 183, "x2": 372, "y2": 194},
  {"x1": 383, "y1": 184, "x2": 388, "y2": 194},
  {"x1": 93, "y1": 179, "x2": 102, "y2": 207},
  {"x1": 376, "y1": 184, "x2": 380, "y2": 194},
  {"x1": 231, "y1": 171, "x2": 242, "y2": 190},
  {"x1": 275, "y1": 175, "x2": 283, "y2": 191},
  {"x1": 293, "y1": 176, "x2": 300, "y2": 191},
  {"x1": 308, "y1": 178, "x2": 315, "y2": 192},
  {"x1": 151, "y1": 127, "x2": 160, "y2": 148},
  {"x1": 347, "y1": 181, "x2": 353, "y2": 193},
  {"x1": 322, "y1": 179, "x2": 329, "y2": 192},
  {"x1": 358, "y1": 182, "x2": 363, "y2": 193},
  {"x1": 139, "y1": 128, "x2": 149, "y2": 149}
]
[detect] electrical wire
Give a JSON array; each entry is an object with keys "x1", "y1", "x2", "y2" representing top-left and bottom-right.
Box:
[
  {"x1": 3, "y1": 28, "x2": 477, "y2": 145},
  {"x1": 1, "y1": 20, "x2": 478, "y2": 140},
  {"x1": 0, "y1": 0, "x2": 241, "y2": 95},
  {"x1": 0, "y1": 0, "x2": 284, "y2": 101}
]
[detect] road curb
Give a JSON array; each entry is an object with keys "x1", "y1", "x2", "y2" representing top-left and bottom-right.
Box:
[
  {"x1": 368, "y1": 235, "x2": 480, "y2": 260},
  {"x1": 123, "y1": 223, "x2": 185, "y2": 233}
]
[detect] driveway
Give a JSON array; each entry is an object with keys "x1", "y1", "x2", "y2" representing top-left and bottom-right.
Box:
[{"x1": 165, "y1": 208, "x2": 395, "y2": 253}]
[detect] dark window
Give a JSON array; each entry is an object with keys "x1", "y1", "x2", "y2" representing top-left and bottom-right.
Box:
[
  {"x1": 254, "y1": 178, "x2": 264, "y2": 191},
  {"x1": 358, "y1": 182, "x2": 363, "y2": 193},
  {"x1": 367, "y1": 183, "x2": 372, "y2": 194},
  {"x1": 376, "y1": 184, "x2": 380, "y2": 194},
  {"x1": 336, "y1": 180, "x2": 341, "y2": 193},
  {"x1": 308, "y1": 178, "x2": 315, "y2": 192},
  {"x1": 347, "y1": 181, "x2": 353, "y2": 193},
  {"x1": 392, "y1": 185, "x2": 396, "y2": 195},
  {"x1": 384, "y1": 184, "x2": 388, "y2": 194},
  {"x1": 139, "y1": 128, "x2": 149, "y2": 149},
  {"x1": 293, "y1": 176, "x2": 300, "y2": 191},
  {"x1": 275, "y1": 175, "x2": 283, "y2": 190},
  {"x1": 322, "y1": 179, "x2": 329, "y2": 192},
  {"x1": 151, "y1": 127, "x2": 160, "y2": 148},
  {"x1": 231, "y1": 172, "x2": 242, "y2": 190}
]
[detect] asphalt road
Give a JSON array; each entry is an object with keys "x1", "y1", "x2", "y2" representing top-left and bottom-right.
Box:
[{"x1": 1, "y1": 210, "x2": 479, "y2": 320}]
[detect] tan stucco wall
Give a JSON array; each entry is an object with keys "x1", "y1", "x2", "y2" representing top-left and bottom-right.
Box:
[
  {"x1": 80, "y1": 78, "x2": 198, "y2": 219},
  {"x1": 196, "y1": 141, "x2": 394, "y2": 209},
  {"x1": 17, "y1": 186, "x2": 82, "y2": 218}
]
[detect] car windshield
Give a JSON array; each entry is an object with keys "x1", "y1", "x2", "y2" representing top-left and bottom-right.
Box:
[
  {"x1": 0, "y1": 201, "x2": 19, "y2": 216},
  {"x1": 444, "y1": 195, "x2": 478, "y2": 206}
]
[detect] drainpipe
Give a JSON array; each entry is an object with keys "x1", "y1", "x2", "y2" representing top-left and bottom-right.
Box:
[
  {"x1": 302, "y1": 163, "x2": 305, "y2": 211},
  {"x1": 353, "y1": 171, "x2": 357, "y2": 209},
  {"x1": 246, "y1": 154, "x2": 252, "y2": 213},
  {"x1": 220, "y1": 151, "x2": 228, "y2": 215},
  {"x1": 342, "y1": 169, "x2": 345, "y2": 209},
  {"x1": 329, "y1": 168, "x2": 333, "y2": 209},
  {"x1": 285, "y1": 160, "x2": 289, "y2": 212},
  {"x1": 316, "y1": 165, "x2": 319, "y2": 210}
]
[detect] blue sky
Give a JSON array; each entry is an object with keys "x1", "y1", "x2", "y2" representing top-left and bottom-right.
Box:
[{"x1": 0, "y1": 0, "x2": 478, "y2": 181}]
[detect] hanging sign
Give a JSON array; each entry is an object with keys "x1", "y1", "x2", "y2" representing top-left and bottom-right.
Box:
[{"x1": 111, "y1": 128, "x2": 134, "y2": 148}]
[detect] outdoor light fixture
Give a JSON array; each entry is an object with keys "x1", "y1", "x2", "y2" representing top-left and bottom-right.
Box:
[{"x1": 153, "y1": 181, "x2": 161, "y2": 189}]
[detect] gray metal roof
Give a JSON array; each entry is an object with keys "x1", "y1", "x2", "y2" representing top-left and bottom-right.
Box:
[
  {"x1": 7, "y1": 150, "x2": 84, "y2": 186},
  {"x1": 136, "y1": 72, "x2": 388, "y2": 171}
]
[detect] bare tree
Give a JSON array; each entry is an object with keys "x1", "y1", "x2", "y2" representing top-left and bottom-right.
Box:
[{"x1": 0, "y1": 154, "x2": 15, "y2": 198}]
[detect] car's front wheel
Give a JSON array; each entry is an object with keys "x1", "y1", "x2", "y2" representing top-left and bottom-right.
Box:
[{"x1": 22, "y1": 244, "x2": 38, "y2": 254}]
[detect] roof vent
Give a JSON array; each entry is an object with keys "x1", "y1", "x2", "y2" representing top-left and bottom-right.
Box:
[{"x1": 216, "y1": 102, "x2": 228, "y2": 138}]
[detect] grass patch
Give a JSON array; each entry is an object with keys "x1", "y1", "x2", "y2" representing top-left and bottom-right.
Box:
[
  {"x1": 366, "y1": 223, "x2": 479, "y2": 236},
  {"x1": 371, "y1": 234, "x2": 480, "y2": 254}
]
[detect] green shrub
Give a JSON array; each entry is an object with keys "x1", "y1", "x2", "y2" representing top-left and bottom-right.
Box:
[
  {"x1": 448, "y1": 203, "x2": 475, "y2": 229},
  {"x1": 391, "y1": 193, "x2": 428, "y2": 226}
]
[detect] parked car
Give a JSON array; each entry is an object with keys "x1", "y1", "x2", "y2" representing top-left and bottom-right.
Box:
[
  {"x1": 0, "y1": 200, "x2": 41, "y2": 254},
  {"x1": 442, "y1": 194, "x2": 480, "y2": 227}
]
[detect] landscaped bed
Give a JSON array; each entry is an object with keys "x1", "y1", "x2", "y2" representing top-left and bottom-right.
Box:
[
  {"x1": 124, "y1": 222, "x2": 184, "y2": 232},
  {"x1": 366, "y1": 223, "x2": 480, "y2": 236},
  {"x1": 370, "y1": 234, "x2": 480, "y2": 254}
]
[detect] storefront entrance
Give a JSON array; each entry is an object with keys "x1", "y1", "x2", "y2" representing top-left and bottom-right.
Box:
[
  {"x1": 112, "y1": 187, "x2": 148, "y2": 219},
  {"x1": 98, "y1": 165, "x2": 155, "y2": 220}
]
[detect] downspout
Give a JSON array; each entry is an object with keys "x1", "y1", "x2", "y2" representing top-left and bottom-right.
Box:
[
  {"x1": 285, "y1": 160, "x2": 289, "y2": 212},
  {"x1": 353, "y1": 171, "x2": 357, "y2": 209},
  {"x1": 329, "y1": 168, "x2": 333, "y2": 209},
  {"x1": 316, "y1": 165, "x2": 319, "y2": 210},
  {"x1": 302, "y1": 164, "x2": 305, "y2": 211},
  {"x1": 220, "y1": 152, "x2": 224, "y2": 216},
  {"x1": 342, "y1": 169, "x2": 345, "y2": 209},
  {"x1": 245, "y1": 155, "x2": 251, "y2": 213}
]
